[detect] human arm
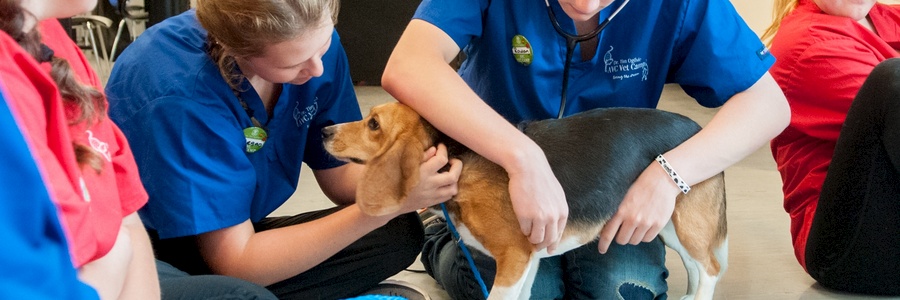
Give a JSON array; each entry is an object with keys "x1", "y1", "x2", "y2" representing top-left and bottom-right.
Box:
[
  {"x1": 117, "y1": 213, "x2": 160, "y2": 300},
  {"x1": 597, "y1": 73, "x2": 789, "y2": 253},
  {"x1": 313, "y1": 162, "x2": 362, "y2": 206},
  {"x1": 382, "y1": 19, "x2": 568, "y2": 252},
  {"x1": 197, "y1": 143, "x2": 461, "y2": 286},
  {"x1": 76, "y1": 214, "x2": 159, "y2": 300}
]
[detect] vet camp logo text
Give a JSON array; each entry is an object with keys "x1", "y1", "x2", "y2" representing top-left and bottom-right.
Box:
[
  {"x1": 294, "y1": 99, "x2": 318, "y2": 128},
  {"x1": 603, "y1": 46, "x2": 649, "y2": 81}
]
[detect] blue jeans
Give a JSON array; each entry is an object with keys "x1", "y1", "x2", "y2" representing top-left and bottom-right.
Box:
[
  {"x1": 422, "y1": 222, "x2": 669, "y2": 299},
  {"x1": 157, "y1": 260, "x2": 278, "y2": 300}
]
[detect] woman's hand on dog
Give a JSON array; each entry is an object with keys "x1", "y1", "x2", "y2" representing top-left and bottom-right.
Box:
[
  {"x1": 399, "y1": 144, "x2": 463, "y2": 215},
  {"x1": 597, "y1": 163, "x2": 680, "y2": 254},
  {"x1": 507, "y1": 153, "x2": 569, "y2": 254}
]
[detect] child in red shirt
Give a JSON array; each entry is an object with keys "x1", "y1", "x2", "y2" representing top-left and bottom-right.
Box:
[{"x1": 0, "y1": 2, "x2": 159, "y2": 299}]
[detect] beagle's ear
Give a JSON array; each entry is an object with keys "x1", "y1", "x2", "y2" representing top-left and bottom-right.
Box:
[{"x1": 356, "y1": 133, "x2": 424, "y2": 216}]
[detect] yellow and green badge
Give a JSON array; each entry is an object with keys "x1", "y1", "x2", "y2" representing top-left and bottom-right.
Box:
[
  {"x1": 244, "y1": 126, "x2": 267, "y2": 153},
  {"x1": 512, "y1": 34, "x2": 533, "y2": 66}
]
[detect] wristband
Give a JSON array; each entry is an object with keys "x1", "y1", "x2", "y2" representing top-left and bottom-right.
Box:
[{"x1": 655, "y1": 154, "x2": 690, "y2": 194}]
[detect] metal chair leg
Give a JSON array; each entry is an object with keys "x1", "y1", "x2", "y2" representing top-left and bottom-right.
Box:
[
  {"x1": 110, "y1": 18, "x2": 127, "y2": 62},
  {"x1": 94, "y1": 24, "x2": 111, "y2": 75},
  {"x1": 84, "y1": 22, "x2": 105, "y2": 76}
]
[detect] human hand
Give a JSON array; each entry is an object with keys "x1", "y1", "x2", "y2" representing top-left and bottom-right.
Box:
[
  {"x1": 508, "y1": 156, "x2": 568, "y2": 254},
  {"x1": 400, "y1": 143, "x2": 462, "y2": 214},
  {"x1": 597, "y1": 163, "x2": 679, "y2": 254}
]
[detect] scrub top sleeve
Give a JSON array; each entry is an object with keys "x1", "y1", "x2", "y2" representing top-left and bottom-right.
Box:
[
  {"x1": 669, "y1": 0, "x2": 775, "y2": 108},
  {"x1": 128, "y1": 96, "x2": 256, "y2": 238},
  {"x1": 305, "y1": 32, "x2": 362, "y2": 170},
  {"x1": 413, "y1": 0, "x2": 490, "y2": 49}
]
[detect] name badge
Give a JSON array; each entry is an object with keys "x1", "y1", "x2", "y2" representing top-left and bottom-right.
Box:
[{"x1": 244, "y1": 126, "x2": 267, "y2": 153}]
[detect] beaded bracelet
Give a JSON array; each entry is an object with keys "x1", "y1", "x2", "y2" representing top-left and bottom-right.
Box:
[{"x1": 655, "y1": 154, "x2": 690, "y2": 194}]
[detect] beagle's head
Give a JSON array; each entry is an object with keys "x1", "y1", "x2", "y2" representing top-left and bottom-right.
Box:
[{"x1": 322, "y1": 102, "x2": 437, "y2": 216}]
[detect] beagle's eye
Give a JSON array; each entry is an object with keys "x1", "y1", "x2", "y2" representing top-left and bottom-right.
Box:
[{"x1": 367, "y1": 118, "x2": 380, "y2": 131}]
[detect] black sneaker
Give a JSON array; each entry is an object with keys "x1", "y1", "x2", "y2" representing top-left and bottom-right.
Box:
[{"x1": 357, "y1": 279, "x2": 431, "y2": 300}]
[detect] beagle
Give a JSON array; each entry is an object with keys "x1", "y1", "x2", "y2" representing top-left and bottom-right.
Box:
[{"x1": 322, "y1": 102, "x2": 727, "y2": 300}]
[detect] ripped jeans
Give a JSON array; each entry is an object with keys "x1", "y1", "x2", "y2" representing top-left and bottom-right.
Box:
[{"x1": 421, "y1": 222, "x2": 669, "y2": 299}]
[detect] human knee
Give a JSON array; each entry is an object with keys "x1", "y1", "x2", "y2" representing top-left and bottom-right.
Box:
[
  {"x1": 871, "y1": 58, "x2": 900, "y2": 88},
  {"x1": 617, "y1": 281, "x2": 664, "y2": 300},
  {"x1": 566, "y1": 241, "x2": 668, "y2": 299}
]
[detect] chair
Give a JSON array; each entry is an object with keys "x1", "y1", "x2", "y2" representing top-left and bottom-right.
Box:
[
  {"x1": 70, "y1": 14, "x2": 114, "y2": 77},
  {"x1": 110, "y1": 0, "x2": 149, "y2": 62}
]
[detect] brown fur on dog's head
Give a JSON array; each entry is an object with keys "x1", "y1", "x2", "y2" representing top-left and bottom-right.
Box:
[{"x1": 322, "y1": 102, "x2": 439, "y2": 216}]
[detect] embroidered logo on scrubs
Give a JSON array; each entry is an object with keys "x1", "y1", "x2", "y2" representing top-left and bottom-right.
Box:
[
  {"x1": 86, "y1": 130, "x2": 111, "y2": 162},
  {"x1": 293, "y1": 99, "x2": 318, "y2": 128},
  {"x1": 603, "y1": 46, "x2": 649, "y2": 81},
  {"x1": 756, "y1": 46, "x2": 771, "y2": 61},
  {"x1": 244, "y1": 127, "x2": 267, "y2": 153},
  {"x1": 511, "y1": 35, "x2": 533, "y2": 66}
]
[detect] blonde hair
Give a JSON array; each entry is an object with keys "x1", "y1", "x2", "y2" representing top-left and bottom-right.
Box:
[
  {"x1": 760, "y1": 0, "x2": 800, "y2": 46},
  {"x1": 197, "y1": 0, "x2": 340, "y2": 88}
]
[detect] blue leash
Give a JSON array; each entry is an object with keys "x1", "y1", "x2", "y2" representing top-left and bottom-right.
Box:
[{"x1": 440, "y1": 203, "x2": 491, "y2": 299}]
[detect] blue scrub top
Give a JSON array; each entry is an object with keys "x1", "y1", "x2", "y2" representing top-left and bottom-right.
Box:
[
  {"x1": 107, "y1": 10, "x2": 361, "y2": 239},
  {"x1": 0, "y1": 89, "x2": 98, "y2": 299},
  {"x1": 415, "y1": 0, "x2": 774, "y2": 122}
]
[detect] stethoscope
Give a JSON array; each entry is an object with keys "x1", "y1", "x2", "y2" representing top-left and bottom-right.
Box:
[{"x1": 545, "y1": 0, "x2": 630, "y2": 118}]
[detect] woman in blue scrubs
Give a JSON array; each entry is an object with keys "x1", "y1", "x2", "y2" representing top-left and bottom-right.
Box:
[{"x1": 106, "y1": 0, "x2": 462, "y2": 298}]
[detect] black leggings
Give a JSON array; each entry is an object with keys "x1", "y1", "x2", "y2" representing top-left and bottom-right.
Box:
[
  {"x1": 805, "y1": 58, "x2": 900, "y2": 296},
  {"x1": 151, "y1": 207, "x2": 424, "y2": 300}
]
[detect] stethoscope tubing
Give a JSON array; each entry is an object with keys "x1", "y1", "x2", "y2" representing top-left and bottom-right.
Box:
[{"x1": 545, "y1": 0, "x2": 631, "y2": 118}]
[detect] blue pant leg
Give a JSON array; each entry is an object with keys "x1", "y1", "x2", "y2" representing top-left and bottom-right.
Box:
[
  {"x1": 532, "y1": 239, "x2": 668, "y2": 300},
  {"x1": 157, "y1": 260, "x2": 278, "y2": 300},
  {"x1": 422, "y1": 222, "x2": 497, "y2": 300},
  {"x1": 424, "y1": 222, "x2": 667, "y2": 300},
  {"x1": 530, "y1": 256, "x2": 566, "y2": 299}
]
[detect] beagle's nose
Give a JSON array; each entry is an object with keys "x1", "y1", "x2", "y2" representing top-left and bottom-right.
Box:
[{"x1": 321, "y1": 125, "x2": 335, "y2": 141}]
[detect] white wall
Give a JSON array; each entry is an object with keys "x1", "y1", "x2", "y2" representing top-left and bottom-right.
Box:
[{"x1": 731, "y1": 0, "x2": 776, "y2": 36}]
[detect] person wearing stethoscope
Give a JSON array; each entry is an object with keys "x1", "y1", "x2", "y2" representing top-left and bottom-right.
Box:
[{"x1": 383, "y1": 0, "x2": 790, "y2": 298}]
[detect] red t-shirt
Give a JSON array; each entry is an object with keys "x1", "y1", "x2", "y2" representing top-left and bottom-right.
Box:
[
  {"x1": 0, "y1": 27, "x2": 89, "y2": 258},
  {"x1": 39, "y1": 19, "x2": 149, "y2": 267},
  {"x1": 769, "y1": 0, "x2": 900, "y2": 269},
  {"x1": 0, "y1": 20, "x2": 148, "y2": 267}
]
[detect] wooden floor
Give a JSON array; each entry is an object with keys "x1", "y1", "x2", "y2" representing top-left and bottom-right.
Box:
[{"x1": 272, "y1": 85, "x2": 899, "y2": 300}]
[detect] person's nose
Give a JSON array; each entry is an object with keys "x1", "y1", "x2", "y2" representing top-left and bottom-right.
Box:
[{"x1": 303, "y1": 56, "x2": 325, "y2": 79}]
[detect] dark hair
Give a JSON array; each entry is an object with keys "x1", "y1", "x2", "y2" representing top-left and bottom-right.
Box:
[{"x1": 0, "y1": 0, "x2": 105, "y2": 172}]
